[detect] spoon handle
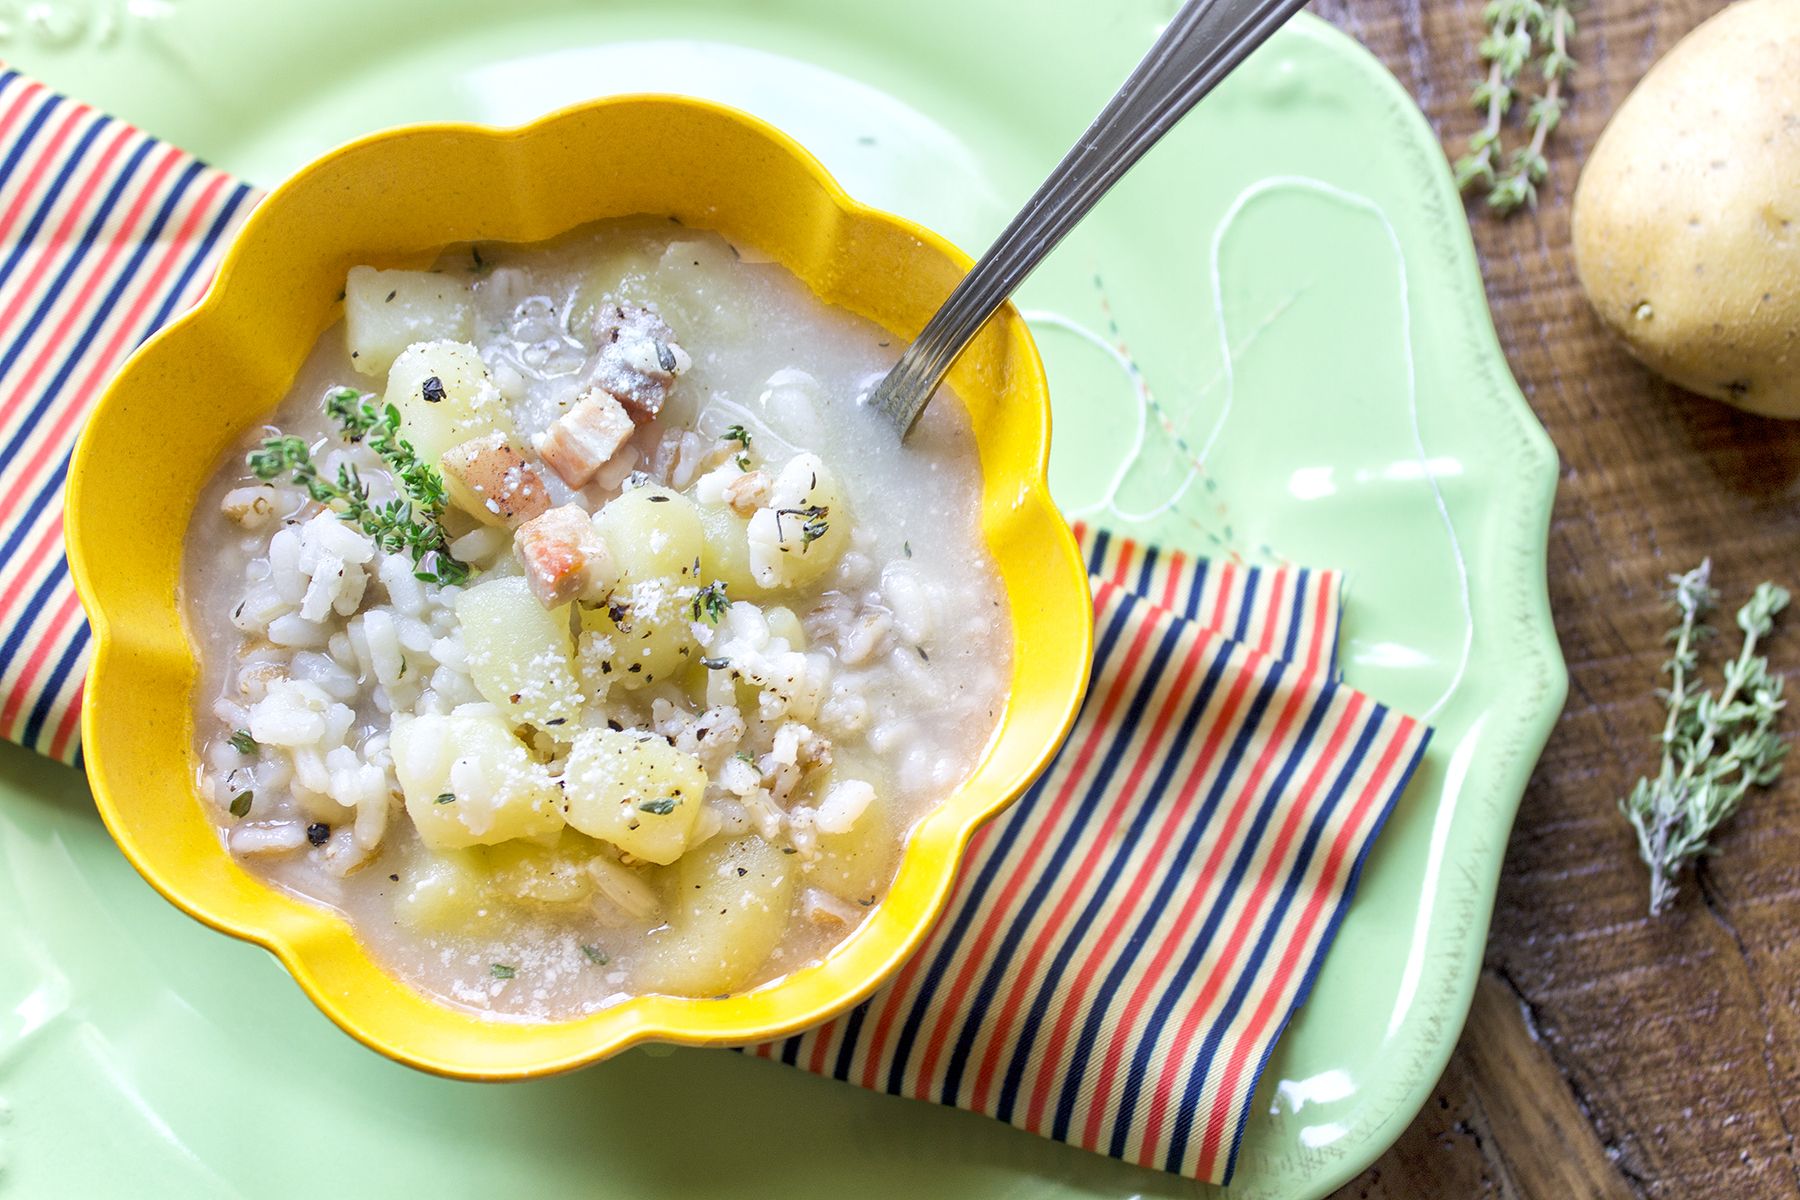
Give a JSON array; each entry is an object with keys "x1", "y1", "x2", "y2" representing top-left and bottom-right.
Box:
[{"x1": 871, "y1": 0, "x2": 1311, "y2": 436}]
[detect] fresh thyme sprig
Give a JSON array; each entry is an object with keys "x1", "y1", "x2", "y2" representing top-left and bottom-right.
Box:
[
  {"x1": 1454, "y1": 0, "x2": 1577, "y2": 214},
  {"x1": 1620, "y1": 561, "x2": 1789, "y2": 916},
  {"x1": 248, "y1": 387, "x2": 468, "y2": 585},
  {"x1": 325, "y1": 387, "x2": 452, "y2": 516}
]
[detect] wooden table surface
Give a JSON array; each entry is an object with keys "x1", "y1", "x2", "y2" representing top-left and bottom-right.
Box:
[{"x1": 1315, "y1": 1, "x2": 1800, "y2": 1196}]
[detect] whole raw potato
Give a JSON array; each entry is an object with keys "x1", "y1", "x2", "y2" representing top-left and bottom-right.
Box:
[{"x1": 1572, "y1": 0, "x2": 1800, "y2": 417}]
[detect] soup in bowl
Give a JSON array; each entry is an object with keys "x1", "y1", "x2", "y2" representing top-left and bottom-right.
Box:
[{"x1": 66, "y1": 95, "x2": 1091, "y2": 1076}]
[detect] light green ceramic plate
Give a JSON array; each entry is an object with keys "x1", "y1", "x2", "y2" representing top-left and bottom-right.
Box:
[{"x1": 0, "y1": 2, "x2": 1563, "y2": 1196}]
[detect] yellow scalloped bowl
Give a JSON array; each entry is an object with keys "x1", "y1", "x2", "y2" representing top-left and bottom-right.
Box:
[{"x1": 64, "y1": 95, "x2": 1091, "y2": 1078}]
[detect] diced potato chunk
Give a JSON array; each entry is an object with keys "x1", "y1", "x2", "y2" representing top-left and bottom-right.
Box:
[
  {"x1": 577, "y1": 575, "x2": 695, "y2": 690},
  {"x1": 393, "y1": 847, "x2": 495, "y2": 932},
  {"x1": 594, "y1": 485, "x2": 704, "y2": 584},
  {"x1": 638, "y1": 836, "x2": 798, "y2": 996},
  {"x1": 439, "y1": 431, "x2": 552, "y2": 528},
  {"x1": 385, "y1": 340, "x2": 516, "y2": 466},
  {"x1": 480, "y1": 833, "x2": 599, "y2": 905},
  {"x1": 804, "y1": 758, "x2": 897, "y2": 906},
  {"x1": 561, "y1": 728, "x2": 706, "y2": 864},
  {"x1": 391, "y1": 712, "x2": 564, "y2": 848},
  {"x1": 345, "y1": 267, "x2": 474, "y2": 378},
  {"x1": 570, "y1": 242, "x2": 663, "y2": 332},
  {"x1": 454, "y1": 576, "x2": 584, "y2": 729},
  {"x1": 570, "y1": 235, "x2": 744, "y2": 365},
  {"x1": 744, "y1": 454, "x2": 849, "y2": 591},
  {"x1": 649, "y1": 238, "x2": 750, "y2": 339},
  {"x1": 694, "y1": 500, "x2": 760, "y2": 596}
]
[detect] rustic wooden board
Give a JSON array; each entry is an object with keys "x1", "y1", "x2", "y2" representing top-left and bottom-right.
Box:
[{"x1": 1318, "y1": 1, "x2": 1800, "y2": 1195}]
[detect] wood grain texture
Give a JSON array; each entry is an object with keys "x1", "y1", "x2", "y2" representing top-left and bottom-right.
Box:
[{"x1": 1316, "y1": 1, "x2": 1800, "y2": 1196}]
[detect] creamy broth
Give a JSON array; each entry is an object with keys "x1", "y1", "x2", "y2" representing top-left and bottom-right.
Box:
[{"x1": 183, "y1": 218, "x2": 1010, "y2": 1019}]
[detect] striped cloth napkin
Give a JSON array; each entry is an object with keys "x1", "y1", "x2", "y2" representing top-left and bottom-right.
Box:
[
  {"x1": 0, "y1": 66, "x2": 255, "y2": 760},
  {"x1": 750, "y1": 529, "x2": 1426, "y2": 1179},
  {"x1": 0, "y1": 66, "x2": 1431, "y2": 1184}
]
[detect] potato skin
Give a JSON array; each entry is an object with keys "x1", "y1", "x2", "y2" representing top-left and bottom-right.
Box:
[{"x1": 1571, "y1": 0, "x2": 1800, "y2": 417}]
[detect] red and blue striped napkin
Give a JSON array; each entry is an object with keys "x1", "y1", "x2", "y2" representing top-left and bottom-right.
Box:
[
  {"x1": 0, "y1": 66, "x2": 255, "y2": 760},
  {"x1": 0, "y1": 66, "x2": 1430, "y2": 1184},
  {"x1": 752, "y1": 529, "x2": 1426, "y2": 1179}
]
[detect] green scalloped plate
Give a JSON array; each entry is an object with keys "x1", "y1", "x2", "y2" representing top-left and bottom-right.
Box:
[{"x1": 0, "y1": 2, "x2": 1564, "y2": 1197}]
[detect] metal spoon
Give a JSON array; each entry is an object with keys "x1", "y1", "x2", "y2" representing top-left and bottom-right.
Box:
[{"x1": 870, "y1": 0, "x2": 1312, "y2": 437}]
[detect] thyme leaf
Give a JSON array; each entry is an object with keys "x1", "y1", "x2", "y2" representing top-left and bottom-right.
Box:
[
  {"x1": 1620, "y1": 561, "x2": 1789, "y2": 915},
  {"x1": 774, "y1": 504, "x2": 829, "y2": 550},
  {"x1": 691, "y1": 580, "x2": 730, "y2": 623},
  {"x1": 723, "y1": 424, "x2": 753, "y2": 469}
]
